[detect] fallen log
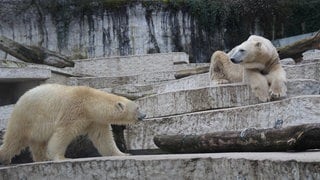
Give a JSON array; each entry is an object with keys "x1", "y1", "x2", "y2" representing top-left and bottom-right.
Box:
[
  {"x1": 154, "y1": 123, "x2": 320, "y2": 153},
  {"x1": 0, "y1": 35, "x2": 74, "y2": 68},
  {"x1": 174, "y1": 66, "x2": 209, "y2": 79},
  {"x1": 277, "y1": 30, "x2": 320, "y2": 62}
]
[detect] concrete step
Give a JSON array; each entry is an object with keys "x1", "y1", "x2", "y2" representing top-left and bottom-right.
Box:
[
  {"x1": 126, "y1": 95, "x2": 320, "y2": 150},
  {"x1": 0, "y1": 152, "x2": 319, "y2": 179},
  {"x1": 0, "y1": 67, "x2": 51, "y2": 82},
  {"x1": 67, "y1": 62, "x2": 319, "y2": 101},
  {"x1": 303, "y1": 49, "x2": 320, "y2": 61},
  {"x1": 73, "y1": 52, "x2": 189, "y2": 77},
  {"x1": 68, "y1": 71, "x2": 177, "y2": 89},
  {"x1": 137, "y1": 79, "x2": 319, "y2": 118},
  {"x1": 69, "y1": 63, "x2": 209, "y2": 89},
  {"x1": 69, "y1": 62, "x2": 319, "y2": 98},
  {"x1": 284, "y1": 62, "x2": 319, "y2": 81}
]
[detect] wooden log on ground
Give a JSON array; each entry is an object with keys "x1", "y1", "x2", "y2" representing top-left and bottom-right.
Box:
[
  {"x1": 0, "y1": 35, "x2": 74, "y2": 68},
  {"x1": 277, "y1": 30, "x2": 320, "y2": 62},
  {"x1": 154, "y1": 123, "x2": 320, "y2": 153},
  {"x1": 174, "y1": 66, "x2": 209, "y2": 79}
]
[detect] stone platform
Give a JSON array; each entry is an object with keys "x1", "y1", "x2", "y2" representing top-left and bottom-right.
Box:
[
  {"x1": 0, "y1": 152, "x2": 319, "y2": 180},
  {"x1": 0, "y1": 51, "x2": 319, "y2": 179}
]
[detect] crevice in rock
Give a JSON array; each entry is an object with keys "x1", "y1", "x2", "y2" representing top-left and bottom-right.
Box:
[{"x1": 145, "y1": 8, "x2": 160, "y2": 54}]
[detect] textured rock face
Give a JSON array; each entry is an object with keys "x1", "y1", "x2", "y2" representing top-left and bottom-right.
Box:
[{"x1": 0, "y1": 1, "x2": 215, "y2": 62}]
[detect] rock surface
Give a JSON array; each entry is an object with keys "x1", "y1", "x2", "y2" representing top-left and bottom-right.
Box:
[
  {"x1": 0, "y1": 152, "x2": 320, "y2": 180},
  {"x1": 0, "y1": 1, "x2": 214, "y2": 63},
  {"x1": 0, "y1": 51, "x2": 319, "y2": 179},
  {"x1": 126, "y1": 95, "x2": 320, "y2": 150}
]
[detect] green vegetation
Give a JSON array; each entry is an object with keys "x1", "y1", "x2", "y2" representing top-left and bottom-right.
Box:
[{"x1": 163, "y1": 0, "x2": 320, "y2": 40}]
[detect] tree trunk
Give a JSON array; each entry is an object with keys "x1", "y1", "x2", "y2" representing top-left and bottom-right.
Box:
[
  {"x1": 0, "y1": 35, "x2": 74, "y2": 67},
  {"x1": 154, "y1": 123, "x2": 320, "y2": 153},
  {"x1": 174, "y1": 66, "x2": 209, "y2": 79},
  {"x1": 277, "y1": 30, "x2": 320, "y2": 62}
]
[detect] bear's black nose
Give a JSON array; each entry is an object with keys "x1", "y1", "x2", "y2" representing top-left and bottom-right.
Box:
[
  {"x1": 138, "y1": 112, "x2": 146, "y2": 121},
  {"x1": 230, "y1": 58, "x2": 241, "y2": 64}
]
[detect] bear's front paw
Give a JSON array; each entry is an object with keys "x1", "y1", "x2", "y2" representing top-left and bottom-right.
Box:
[{"x1": 270, "y1": 81, "x2": 287, "y2": 99}]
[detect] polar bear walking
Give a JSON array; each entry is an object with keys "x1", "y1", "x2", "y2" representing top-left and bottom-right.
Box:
[
  {"x1": 210, "y1": 35, "x2": 287, "y2": 102},
  {"x1": 0, "y1": 84, "x2": 146, "y2": 164}
]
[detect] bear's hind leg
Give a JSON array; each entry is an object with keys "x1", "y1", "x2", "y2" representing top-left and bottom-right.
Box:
[
  {"x1": 245, "y1": 70, "x2": 270, "y2": 102},
  {"x1": 30, "y1": 142, "x2": 48, "y2": 162},
  {"x1": 88, "y1": 124, "x2": 127, "y2": 156},
  {"x1": 0, "y1": 134, "x2": 27, "y2": 165}
]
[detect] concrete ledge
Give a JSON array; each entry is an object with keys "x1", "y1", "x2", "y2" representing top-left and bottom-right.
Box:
[
  {"x1": 303, "y1": 49, "x2": 320, "y2": 61},
  {"x1": 138, "y1": 80, "x2": 319, "y2": 118},
  {"x1": 69, "y1": 71, "x2": 176, "y2": 89},
  {"x1": 73, "y1": 52, "x2": 189, "y2": 76},
  {"x1": 0, "y1": 67, "x2": 51, "y2": 82},
  {"x1": 127, "y1": 95, "x2": 320, "y2": 150},
  {"x1": 285, "y1": 62, "x2": 319, "y2": 80},
  {"x1": 0, "y1": 152, "x2": 319, "y2": 179}
]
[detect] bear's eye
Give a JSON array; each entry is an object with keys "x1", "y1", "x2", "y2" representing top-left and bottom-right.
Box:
[
  {"x1": 239, "y1": 49, "x2": 245, "y2": 52},
  {"x1": 116, "y1": 102, "x2": 125, "y2": 111}
]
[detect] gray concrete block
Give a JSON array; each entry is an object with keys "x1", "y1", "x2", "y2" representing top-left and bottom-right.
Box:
[
  {"x1": 285, "y1": 62, "x2": 320, "y2": 80},
  {"x1": 73, "y1": 52, "x2": 189, "y2": 77},
  {"x1": 303, "y1": 49, "x2": 320, "y2": 61},
  {"x1": 0, "y1": 67, "x2": 51, "y2": 82},
  {"x1": 0, "y1": 152, "x2": 319, "y2": 179},
  {"x1": 127, "y1": 95, "x2": 320, "y2": 150},
  {"x1": 69, "y1": 71, "x2": 176, "y2": 89}
]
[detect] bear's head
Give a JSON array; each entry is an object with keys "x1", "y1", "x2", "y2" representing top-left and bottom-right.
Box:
[
  {"x1": 114, "y1": 99, "x2": 146, "y2": 124},
  {"x1": 229, "y1": 35, "x2": 278, "y2": 70}
]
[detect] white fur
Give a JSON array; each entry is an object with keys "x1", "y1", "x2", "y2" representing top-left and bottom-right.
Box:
[
  {"x1": 210, "y1": 35, "x2": 287, "y2": 102},
  {"x1": 0, "y1": 84, "x2": 142, "y2": 164}
]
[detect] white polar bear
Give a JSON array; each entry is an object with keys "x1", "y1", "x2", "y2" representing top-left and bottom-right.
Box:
[
  {"x1": 0, "y1": 84, "x2": 146, "y2": 164},
  {"x1": 210, "y1": 35, "x2": 287, "y2": 102}
]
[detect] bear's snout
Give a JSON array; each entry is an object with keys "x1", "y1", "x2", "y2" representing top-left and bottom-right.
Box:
[
  {"x1": 230, "y1": 58, "x2": 241, "y2": 64},
  {"x1": 138, "y1": 112, "x2": 146, "y2": 121}
]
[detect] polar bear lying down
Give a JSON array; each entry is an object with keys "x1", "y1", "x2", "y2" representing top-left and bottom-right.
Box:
[
  {"x1": 210, "y1": 35, "x2": 287, "y2": 102},
  {"x1": 0, "y1": 84, "x2": 146, "y2": 164}
]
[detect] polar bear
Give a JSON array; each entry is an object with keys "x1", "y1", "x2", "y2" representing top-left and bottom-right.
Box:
[
  {"x1": 210, "y1": 35, "x2": 287, "y2": 102},
  {"x1": 0, "y1": 84, "x2": 146, "y2": 164}
]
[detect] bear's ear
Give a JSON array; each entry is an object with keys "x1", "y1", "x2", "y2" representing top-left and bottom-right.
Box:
[
  {"x1": 116, "y1": 102, "x2": 125, "y2": 111},
  {"x1": 255, "y1": 41, "x2": 262, "y2": 48}
]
